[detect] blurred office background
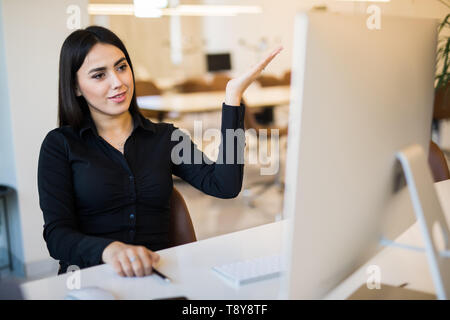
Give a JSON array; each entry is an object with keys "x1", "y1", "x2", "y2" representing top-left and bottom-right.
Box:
[{"x1": 0, "y1": 0, "x2": 448, "y2": 283}]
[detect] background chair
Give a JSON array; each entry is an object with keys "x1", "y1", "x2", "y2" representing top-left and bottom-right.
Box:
[
  {"x1": 168, "y1": 187, "x2": 197, "y2": 247},
  {"x1": 253, "y1": 74, "x2": 286, "y2": 125},
  {"x1": 256, "y1": 74, "x2": 282, "y2": 87},
  {"x1": 280, "y1": 70, "x2": 291, "y2": 85},
  {"x1": 208, "y1": 74, "x2": 231, "y2": 91},
  {"x1": 135, "y1": 80, "x2": 162, "y2": 96},
  {"x1": 428, "y1": 140, "x2": 450, "y2": 182},
  {"x1": 174, "y1": 78, "x2": 211, "y2": 93},
  {"x1": 135, "y1": 80, "x2": 167, "y2": 121},
  {"x1": 242, "y1": 101, "x2": 288, "y2": 209}
]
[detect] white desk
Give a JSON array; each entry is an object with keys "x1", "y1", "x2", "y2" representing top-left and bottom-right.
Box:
[
  {"x1": 136, "y1": 85, "x2": 291, "y2": 114},
  {"x1": 21, "y1": 180, "x2": 450, "y2": 300}
]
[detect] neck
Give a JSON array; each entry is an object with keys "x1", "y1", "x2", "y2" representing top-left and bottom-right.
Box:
[{"x1": 89, "y1": 109, "x2": 133, "y2": 137}]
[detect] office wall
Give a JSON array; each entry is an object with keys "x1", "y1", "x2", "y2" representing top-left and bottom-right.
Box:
[
  {"x1": 202, "y1": 0, "x2": 448, "y2": 77},
  {"x1": 0, "y1": 0, "x2": 23, "y2": 276},
  {"x1": 89, "y1": 0, "x2": 448, "y2": 81},
  {"x1": 92, "y1": 0, "x2": 206, "y2": 81},
  {"x1": 0, "y1": 0, "x2": 89, "y2": 278}
]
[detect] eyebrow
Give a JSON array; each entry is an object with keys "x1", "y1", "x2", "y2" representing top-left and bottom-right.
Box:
[{"x1": 88, "y1": 57, "x2": 127, "y2": 74}]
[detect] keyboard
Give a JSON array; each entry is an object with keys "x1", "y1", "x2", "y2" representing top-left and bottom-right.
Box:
[{"x1": 212, "y1": 254, "x2": 284, "y2": 287}]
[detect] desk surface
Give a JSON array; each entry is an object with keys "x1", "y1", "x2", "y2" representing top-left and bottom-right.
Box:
[
  {"x1": 137, "y1": 85, "x2": 290, "y2": 113},
  {"x1": 21, "y1": 180, "x2": 450, "y2": 300}
]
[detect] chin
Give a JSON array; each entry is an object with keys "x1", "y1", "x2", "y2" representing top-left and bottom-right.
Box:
[{"x1": 92, "y1": 104, "x2": 131, "y2": 118}]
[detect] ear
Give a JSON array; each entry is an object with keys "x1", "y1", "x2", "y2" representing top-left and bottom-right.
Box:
[{"x1": 75, "y1": 86, "x2": 82, "y2": 97}]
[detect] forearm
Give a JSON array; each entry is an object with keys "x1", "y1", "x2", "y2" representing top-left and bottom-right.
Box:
[
  {"x1": 44, "y1": 224, "x2": 115, "y2": 269},
  {"x1": 197, "y1": 103, "x2": 246, "y2": 198}
]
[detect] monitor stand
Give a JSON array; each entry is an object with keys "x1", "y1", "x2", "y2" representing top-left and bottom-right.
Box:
[
  {"x1": 347, "y1": 283, "x2": 436, "y2": 300},
  {"x1": 381, "y1": 144, "x2": 450, "y2": 300}
]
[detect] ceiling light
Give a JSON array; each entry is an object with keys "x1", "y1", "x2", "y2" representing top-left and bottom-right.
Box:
[
  {"x1": 88, "y1": 3, "x2": 262, "y2": 17},
  {"x1": 88, "y1": 4, "x2": 134, "y2": 16},
  {"x1": 134, "y1": 0, "x2": 167, "y2": 17}
]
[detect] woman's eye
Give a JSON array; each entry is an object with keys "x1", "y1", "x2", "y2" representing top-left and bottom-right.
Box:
[
  {"x1": 93, "y1": 73, "x2": 104, "y2": 80},
  {"x1": 118, "y1": 64, "x2": 127, "y2": 71}
]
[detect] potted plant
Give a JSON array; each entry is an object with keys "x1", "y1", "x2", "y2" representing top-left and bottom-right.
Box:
[{"x1": 433, "y1": 12, "x2": 450, "y2": 120}]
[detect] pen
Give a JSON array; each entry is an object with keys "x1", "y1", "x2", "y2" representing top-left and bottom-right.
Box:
[{"x1": 153, "y1": 268, "x2": 171, "y2": 283}]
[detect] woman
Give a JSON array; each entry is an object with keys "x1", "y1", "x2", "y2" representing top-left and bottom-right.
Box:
[{"x1": 38, "y1": 26, "x2": 282, "y2": 278}]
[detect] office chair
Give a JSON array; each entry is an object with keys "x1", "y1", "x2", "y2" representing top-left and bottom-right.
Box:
[
  {"x1": 256, "y1": 74, "x2": 282, "y2": 87},
  {"x1": 208, "y1": 74, "x2": 231, "y2": 91},
  {"x1": 135, "y1": 80, "x2": 166, "y2": 121},
  {"x1": 280, "y1": 70, "x2": 291, "y2": 85},
  {"x1": 135, "y1": 80, "x2": 162, "y2": 96},
  {"x1": 242, "y1": 102, "x2": 288, "y2": 209},
  {"x1": 168, "y1": 187, "x2": 197, "y2": 247},
  {"x1": 253, "y1": 74, "x2": 285, "y2": 125},
  {"x1": 432, "y1": 81, "x2": 450, "y2": 121},
  {"x1": 428, "y1": 140, "x2": 450, "y2": 182},
  {"x1": 175, "y1": 78, "x2": 211, "y2": 93}
]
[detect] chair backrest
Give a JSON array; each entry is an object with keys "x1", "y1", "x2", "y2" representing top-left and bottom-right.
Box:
[
  {"x1": 135, "y1": 80, "x2": 162, "y2": 96},
  {"x1": 209, "y1": 74, "x2": 231, "y2": 91},
  {"x1": 280, "y1": 70, "x2": 291, "y2": 85},
  {"x1": 243, "y1": 101, "x2": 288, "y2": 138},
  {"x1": 168, "y1": 187, "x2": 197, "y2": 247},
  {"x1": 175, "y1": 78, "x2": 211, "y2": 93},
  {"x1": 432, "y1": 81, "x2": 450, "y2": 120},
  {"x1": 428, "y1": 140, "x2": 450, "y2": 182},
  {"x1": 256, "y1": 74, "x2": 282, "y2": 87}
]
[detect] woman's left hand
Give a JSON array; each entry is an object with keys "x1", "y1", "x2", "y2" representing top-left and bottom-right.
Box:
[{"x1": 225, "y1": 46, "x2": 283, "y2": 106}]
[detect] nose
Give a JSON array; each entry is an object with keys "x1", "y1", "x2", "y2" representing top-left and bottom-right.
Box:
[{"x1": 110, "y1": 69, "x2": 124, "y2": 90}]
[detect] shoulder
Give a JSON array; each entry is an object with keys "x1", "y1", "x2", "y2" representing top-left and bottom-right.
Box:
[{"x1": 40, "y1": 126, "x2": 79, "y2": 153}]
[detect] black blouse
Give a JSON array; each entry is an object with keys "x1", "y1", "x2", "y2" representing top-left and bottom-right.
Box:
[{"x1": 37, "y1": 103, "x2": 245, "y2": 273}]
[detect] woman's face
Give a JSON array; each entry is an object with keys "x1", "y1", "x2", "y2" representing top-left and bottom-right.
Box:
[{"x1": 76, "y1": 43, "x2": 134, "y2": 118}]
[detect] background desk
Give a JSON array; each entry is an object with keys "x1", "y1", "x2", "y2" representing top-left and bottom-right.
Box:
[
  {"x1": 21, "y1": 180, "x2": 450, "y2": 300},
  {"x1": 137, "y1": 85, "x2": 291, "y2": 114}
]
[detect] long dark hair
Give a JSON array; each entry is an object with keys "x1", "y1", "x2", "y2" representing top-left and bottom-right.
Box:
[{"x1": 58, "y1": 26, "x2": 142, "y2": 129}]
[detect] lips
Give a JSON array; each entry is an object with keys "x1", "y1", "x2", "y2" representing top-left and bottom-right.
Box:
[
  {"x1": 108, "y1": 91, "x2": 127, "y2": 103},
  {"x1": 109, "y1": 91, "x2": 127, "y2": 99}
]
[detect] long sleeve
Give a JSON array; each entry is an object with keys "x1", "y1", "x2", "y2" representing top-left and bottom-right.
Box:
[
  {"x1": 170, "y1": 103, "x2": 245, "y2": 198},
  {"x1": 37, "y1": 130, "x2": 115, "y2": 270}
]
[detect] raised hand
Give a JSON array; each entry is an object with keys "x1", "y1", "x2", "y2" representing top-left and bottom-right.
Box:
[{"x1": 225, "y1": 46, "x2": 283, "y2": 106}]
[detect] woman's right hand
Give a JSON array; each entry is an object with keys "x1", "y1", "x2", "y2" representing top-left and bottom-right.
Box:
[{"x1": 101, "y1": 241, "x2": 160, "y2": 277}]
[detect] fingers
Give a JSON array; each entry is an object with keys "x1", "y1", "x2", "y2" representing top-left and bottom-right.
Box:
[
  {"x1": 252, "y1": 46, "x2": 283, "y2": 77},
  {"x1": 118, "y1": 251, "x2": 134, "y2": 277},
  {"x1": 128, "y1": 249, "x2": 146, "y2": 277},
  {"x1": 112, "y1": 259, "x2": 125, "y2": 277},
  {"x1": 137, "y1": 246, "x2": 153, "y2": 276},
  {"x1": 112, "y1": 246, "x2": 160, "y2": 277}
]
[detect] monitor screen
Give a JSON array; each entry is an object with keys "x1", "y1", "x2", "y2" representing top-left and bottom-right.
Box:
[
  {"x1": 280, "y1": 12, "x2": 438, "y2": 299},
  {"x1": 206, "y1": 53, "x2": 231, "y2": 72}
]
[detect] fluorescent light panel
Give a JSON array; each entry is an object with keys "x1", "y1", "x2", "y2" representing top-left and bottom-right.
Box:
[
  {"x1": 336, "y1": 0, "x2": 390, "y2": 2},
  {"x1": 88, "y1": 4, "x2": 262, "y2": 17}
]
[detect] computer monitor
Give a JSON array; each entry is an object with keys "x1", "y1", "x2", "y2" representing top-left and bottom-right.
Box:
[
  {"x1": 206, "y1": 53, "x2": 232, "y2": 72},
  {"x1": 280, "y1": 12, "x2": 438, "y2": 299}
]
